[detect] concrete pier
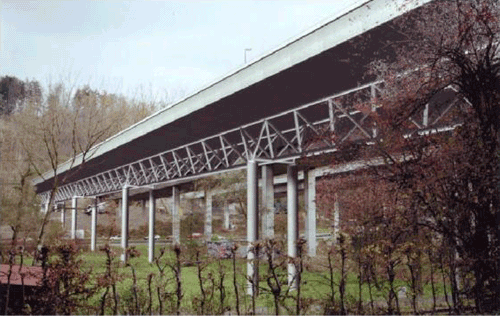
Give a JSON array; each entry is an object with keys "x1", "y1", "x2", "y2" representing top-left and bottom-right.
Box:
[
  {"x1": 287, "y1": 165, "x2": 298, "y2": 289},
  {"x1": 305, "y1": 169, "x2": 317, "y2": 256},
  {"x1": 262, "y1": 165, "x2": 274, "y2": 239},
  {"x1": 121, "y1": 186, "x2": 129, "y2": 262},
  {"x1": 246, "y1": 160, "x2": 259, "y2": 296},
  {"x1": 71, "y1": 197, "x2": 78, "y2": 240},
  {"x1": 204, "y1": 192, "x2": 213, "y2": 240},
  {"x1": 91, "y1": 198, "x2": 97, "y2": 251},
  {"x1": 148, "y1": 189, "x2": 156, "y2": 263},
  {"x1": 172, "y1": 186, "x2": 180, "y2": 245}
]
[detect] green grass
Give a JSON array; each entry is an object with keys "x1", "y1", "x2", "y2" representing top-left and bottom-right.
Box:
[
  {"x1": 72, "y1": 243, "x2": 453, "y2": 314},
  {"x1": 0, "y1": 240, "x2": 455, "y2": 314}
]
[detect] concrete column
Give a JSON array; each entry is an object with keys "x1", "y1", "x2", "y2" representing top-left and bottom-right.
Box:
[
  {"x1": 172, "y1": 186, "x2": 180, "y2": 244},
  {"x1": 71, "y1": 197, "x2": 78, "y2": 240},
  {"x1": 247, "y1": 160, "x2": 259, "y2": 296},
  {"x1": 287, "y1": 165, "x2": 299, "y2": 289},
  {"x1": 42, "y1": 203, "x2": 49, "y2": 214},
  {"x1": 60, "y1": 203, "x2": 66, "y2": 228},
  {"x1": 224, "y1": 201, "x2": 230, "y2": 230},
  {"x1": 261, "y1": 165, "x2": 274, "y2": 239},
  {"x1": 305, "y1": 169, "x2": 317, "y2": 256},
  {"x1": 304, "y1": 177, "x2": 308, "y2": 246},
  {"x1": 91, "y1": 198, "x2": 97, "y2": 251},
  {"x1": 333, "y1": 193, "x2": 340, "y2": 242},
  {"x1": 148, "y1": 190, "x2": 156, "y2": 263},
  {"x1": 121, "y1": 186, "x2": 129, "y2": 262},
  {"x1": 205, "y1": 192, "x2": 213, "y2": 240}
]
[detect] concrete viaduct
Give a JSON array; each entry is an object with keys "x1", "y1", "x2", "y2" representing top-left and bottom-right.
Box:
[{"x1": 33, "y1": 0, "x2": 433, "y2": 293}]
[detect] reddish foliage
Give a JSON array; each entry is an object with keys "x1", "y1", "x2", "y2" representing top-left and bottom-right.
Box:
[{"x1": 316, "y1": 0, "x2": 500, "y2": 313}]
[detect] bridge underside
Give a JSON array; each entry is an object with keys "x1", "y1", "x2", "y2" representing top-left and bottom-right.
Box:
[
  {"x1": 36, "y1": 17, "x2": 409, "y2": 200},
  {"x1": 33, "y1": 0, "x2": 442, "y2": 292}
]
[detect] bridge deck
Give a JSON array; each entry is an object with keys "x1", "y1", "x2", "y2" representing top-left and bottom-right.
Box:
[{"x1": 33, "y1": 0, "x2": 432, "y2": 202}]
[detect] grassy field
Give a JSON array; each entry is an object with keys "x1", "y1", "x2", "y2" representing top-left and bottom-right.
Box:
[{"x1": 71, "y1": 242, "x2": 453, "y2": 314}]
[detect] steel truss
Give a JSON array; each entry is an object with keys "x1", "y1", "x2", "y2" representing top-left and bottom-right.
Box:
[{"x1": 39, "y1": 80, "x2": 460, "y2": 204}]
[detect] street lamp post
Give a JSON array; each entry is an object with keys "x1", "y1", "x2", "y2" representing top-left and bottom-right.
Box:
[{"x1": 244, "y1": 48, "x2": 252, "y2": 63}]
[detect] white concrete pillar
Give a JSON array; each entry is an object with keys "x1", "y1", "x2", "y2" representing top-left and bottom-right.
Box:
[
  {"x1": 60, "y1": 203, "x2": 66, "y2": 228},
  {"x1": 287, "y1": 165, "x2": 299, "y2": 289},
  {"x1": 42, "y1": 203, "x2": 49, "y2": 214},
  {"x1": 172, "y1": 186, "x2": 180, "y2": 245},
  {"x1": 148, "y1": 190, "x2": 156, "y2": 263},
  {"x1": 121, "y1": 186, "x2": 129, "y2": 262},
  {"x1": 333, "y1": 193, "x2": 340, "y2": 242},
  {"x1": 247, "y1": 160, "x2": 259, "y2": 296},
  {"x1": 305, "y1": 169, "x2": 317, "y2": 256},
  {"x1": 91, "y1": 198, "x2": 97, "y2": 251},
  {"x1": 71, "y1": 197, "x2": 78, "y2": 240},
  {"x1": 261, "y1": 165, "x2": 274, "y2": 239},
  {"x1": 224, "y1": 201, "x2": 230, "y2": 230},
  {"x1": 205, "y1": 192, "x2": 213, "y2": 240}
]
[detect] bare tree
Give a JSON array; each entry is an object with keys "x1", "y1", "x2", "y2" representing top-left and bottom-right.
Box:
[
  {"x1": 13, "y1": 79, "x2": 156, "y2": 255},
  {"x1": 323, "y1": 0, "x2": 500, "y2": 313}
]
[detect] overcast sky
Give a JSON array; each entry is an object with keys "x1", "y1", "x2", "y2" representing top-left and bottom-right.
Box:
[{"x1": 1, "y1": 1, "x2": 362, "y2": 102}]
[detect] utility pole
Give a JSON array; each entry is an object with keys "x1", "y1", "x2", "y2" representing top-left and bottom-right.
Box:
[{"x1": 244, "y1": 48, "x2": 252, "y2": 63}]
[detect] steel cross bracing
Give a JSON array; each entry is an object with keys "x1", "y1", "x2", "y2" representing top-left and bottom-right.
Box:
[{"x1": 39, "y1": 80, "x2": 461, "y2": 204}]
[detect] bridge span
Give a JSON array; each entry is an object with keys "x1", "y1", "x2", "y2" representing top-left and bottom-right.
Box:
[{"x1": 32, "y1": 0, "x2": 432, "y2": 292}]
